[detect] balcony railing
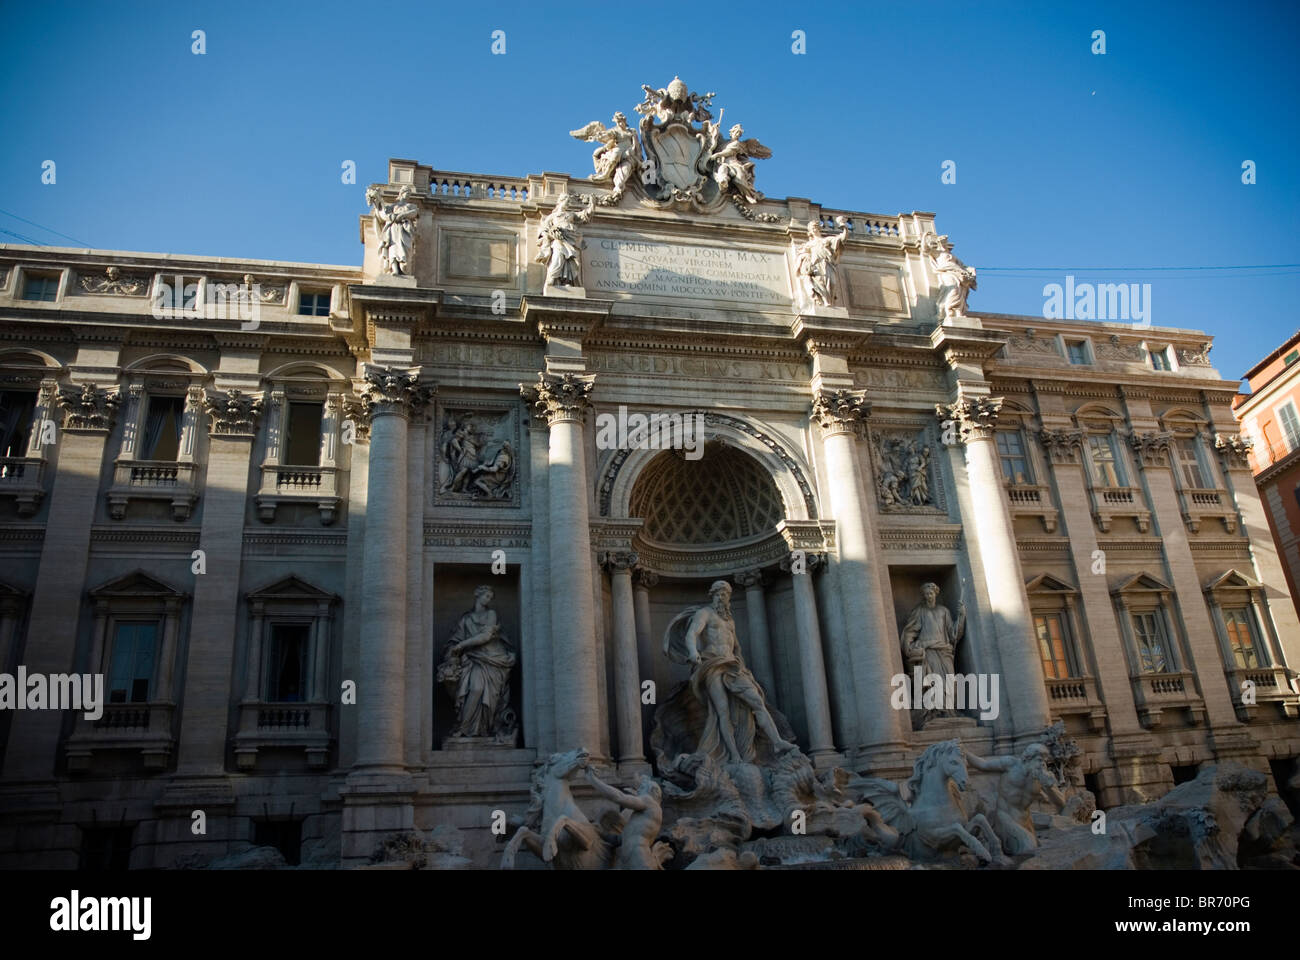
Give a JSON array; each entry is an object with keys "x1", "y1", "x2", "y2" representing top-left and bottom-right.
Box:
[
  {"x1": 235, "y1": 701, "x2": 331, "y2": 769},
  {"x1": 65, "y1": 701, "x2": 176, "y2": 772},
  {"x1": 1006, "y1": 482, "x2": 1058, "y2": 532},
  {"x1": 1177, "y1": 486, "x2": 1239, "y2": 533},
  {"x1": 255, "y1": 464, "x2": 340, "y2": 524},
  {"x1": 1226, "y1": 665, "x2": 1299, "y2": 720},
  {"x1": 1044, "y1": 675, "x2": 1106, "y2": 731},
  {"x1": 107, "y1": 459, "x2": 198, "y2": 520},
  {"x1": 0, "y1": 456, "x2": 46, "y2": 515},
  {"x1": 1090, "y1": 485, "x2": 1151, "y2": 533},
  {"x1": 1131, "y1": 670, "x2": 1205, "y2": 728}
]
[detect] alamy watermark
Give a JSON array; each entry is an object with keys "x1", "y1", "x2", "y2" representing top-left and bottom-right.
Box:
[
  {"x1": 151, "y1": 273, "x2": 262, "y2": 330},
  {"x1": 594, "y1": 406, "x2": 704, "y2": 461},
  {"x1": 1042, "y1": 275, "x2": 1150, "y2": 326},
  {"x1": 890, "y1": 667, "x2": 1000, "y2": 721},
  {"x1": 0, "y1": 667, "x2": 103, "y2": 720}
]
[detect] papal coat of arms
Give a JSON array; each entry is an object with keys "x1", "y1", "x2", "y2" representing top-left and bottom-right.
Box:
[{"x1": 570, "y1": 77, "x2": 778, "y2": 221}]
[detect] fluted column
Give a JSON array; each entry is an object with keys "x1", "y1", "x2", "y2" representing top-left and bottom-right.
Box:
[
  {"x1": 353, "y1": 366, "x2": 433, "y2": 774},
  {"x1": 779, "y1": 553, "x2": 837, "y2": 763},
  {"x1": 811, "y1": 389, "x2": 910, "y2": 760},
  {"x1": 733, "y1": 569, "x2": 777, "y2": 699},
  {"x1": 522, "y1": 372, "x2": 602, "y2": 755},
  {"x1": 603, "y1": 551, "x2": 645, "y2": 768},
  {"x1": 937, "y1": 395, "x2": 1051, "y2": 735}
]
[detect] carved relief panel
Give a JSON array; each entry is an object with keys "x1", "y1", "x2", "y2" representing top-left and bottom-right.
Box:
[{"x1": 433, "y1": 399, "x2": 521, "y2": 507}]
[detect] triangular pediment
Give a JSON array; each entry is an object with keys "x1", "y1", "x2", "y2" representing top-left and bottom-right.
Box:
[
  {"x1": 1204, "y1": 568, "x2": 1261, "y2": 592},
  {"x1": 247, "y1": 575, "x2": 337, "y2": 603},
  {"x1": 1112, "y1": 571, "x2": 1173, "y2": 595},
  {"x1": 1025, "y1": 572, "x2": 1077, "y2": 594},
  {"x1": 89, "y1": 569, "x2": 185, "y2": 599}
]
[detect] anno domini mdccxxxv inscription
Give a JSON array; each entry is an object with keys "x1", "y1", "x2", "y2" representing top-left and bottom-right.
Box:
[{"x1": 583, "y1": 237, "x2": 789, "y2": 305}]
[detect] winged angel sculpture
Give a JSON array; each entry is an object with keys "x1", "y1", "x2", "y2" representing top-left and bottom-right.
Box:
[
  {"x1": 569, "y1": 112, "x2": 641, "y2": 206},
  {"x1": 570, "y1": 77, "x2": 777, "y2": 219}
]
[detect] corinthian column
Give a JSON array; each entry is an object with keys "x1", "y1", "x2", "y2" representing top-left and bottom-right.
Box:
[
  {"x1": 733, "y1": 569, "x2": 776, "y2": 698},
  {"x1": 936, "y1": 395, "x2": 1050, "y2": 735},
  {"x1": 522, "y1": 372, "x2": 602, "y2": 756},
  {"x1": 603, "y1": 551, "x2": 646, "y2": 770},
  {"x1": 353, "y1": 366, "x2": 434, "y2": 775},
  {"x1": 779, "y1": 553, "x2": 837, "y2": 764},
  {"x1": 811, "y1": 389, "x2": 910, "y2": 763}
]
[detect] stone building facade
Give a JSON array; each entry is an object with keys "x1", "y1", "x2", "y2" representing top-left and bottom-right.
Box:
[{"x1": 0, "y1": 81, "x2": 1297, "y2": 869}]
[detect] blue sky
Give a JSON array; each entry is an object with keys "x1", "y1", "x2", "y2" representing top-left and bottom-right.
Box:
[{"x1": 2, "y1": 0, "x2": 1296, "y2": 383}]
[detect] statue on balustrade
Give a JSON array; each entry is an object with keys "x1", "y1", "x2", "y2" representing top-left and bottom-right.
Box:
[
  {"x1": 437, "y1": 585, "x2": 517, "y2": 743},
  {"x1": 570, "y1": 112, "x2": 641, "y2": 205},
  {"x1": 923, "y1": 231, "x2": 977, "y2": 322},
  {"x1": 367, "y1": 185, "x2": 419, "y2": 277},
  {"x1": 705, "y1": 122, "x2": 771, "y2": 206},
  {"x1": 794, "y1": 217, "x2": 849, "y2": 308},
  {"x1": 536, "y1": 192, "x2": 594, "y2": 288}
]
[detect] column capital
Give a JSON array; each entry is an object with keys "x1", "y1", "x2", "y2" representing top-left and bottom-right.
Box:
[
  {"x1": 632, "y1": 566, "x2": 659, "y2": 589},
  {"x1": 1214, "y1": 432, "x2": 1254, "y2": 469},
  {"x1": 359, "y1": 365, "x2": 435, "y2": 419},
  {"x1": 57, "y1": 383, "x2": 121, "y2": 432},
  {"x1": 779, "y1": 552, "x2": 824, "y2": 574},
  {"x1": 1128, "y1": 431, "x2": 1174, "y2": 469},
  {"x1": 601, "y1": 550, "x2": 638, "y2": 573},
  {"x1": 935, "y1": 395, "x2": 1003, "y2": 444},
  {"x1": 520, "y1": 372, "x2": 596, "y2": 426},
  {"x1": 1037, "y1": 427, "x2": 1085, "y2": 465},
  {"x1": 341, "y1": 387, "x2": 375, "y2": 443},
  {"x1": 204, "y1": 387, "x2": 265, "y2": 438},
  {"x1": 733, "y1": 569, "x2": 766, "y2": 589},
  {"x1": 811, "y1": 388, "x2": 871, "y2": 439}
]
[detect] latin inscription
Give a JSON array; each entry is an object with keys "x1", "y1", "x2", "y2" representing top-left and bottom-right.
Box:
[
  {"x1": 587, "y1": 352, "x2": 806, "y2": 382},
  {"x1": 584, "y1": 238, "x2": 790, "y2": 304}
]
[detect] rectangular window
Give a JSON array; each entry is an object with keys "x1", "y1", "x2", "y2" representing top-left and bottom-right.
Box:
[
  {"x1": 140, "y1": 395, "x2": 184, "y2": 461},
  {"x1": 1222, "y1": 607, "x2": 1260, "y2": 668},
  {"x1": 21, "y1": 274, "x2": 58, "y2": 302},
  {"x1": 1066, "y1": 340, "x2": 1090, "y2": 365},
  {"x1": 1132, "y1": 612, "x2": 1170, "y2": 673},
  {"x1": 266, "y1": 622, "x2": 311, "y2": 702},
  {"x1": 283, "y1": 402, "x2": 323, "y2": 466},
  {"x1": 108, "y1": 621, "x2": 158, "y2": 703},
  {"x1": 1278, "y1": 402, "x2": 1300, "y2": 451},
  {"x1": 1087, "y1": 434, "x2": 1124, "y2": 487},
  {"x1": 1150, "y1": 348, "x2": 1171, "y2": 371},
  {"x1": 1176, "y1": 437, "x2": 1206, "y2": 488},
  {"x1": 1034, "y1": 613, "x2": 1070, "y2": 679},
  {"x1": 297, "y1": 291, "x2": 331, "y2": 317},
  {"x1": 0, "y1": 389, "x2": 37, "y2": 459},
  {"x1": 1286, "y1": 350, "x2": 1299, "y2": 367},
  {"x1": 996, "y1": 430, "x2": 1033, "y2": 484}
]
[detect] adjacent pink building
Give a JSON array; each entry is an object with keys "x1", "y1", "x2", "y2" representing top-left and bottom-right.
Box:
[{"x1": 1234, "y1": 330, "x2": 1300, "y2": 611}]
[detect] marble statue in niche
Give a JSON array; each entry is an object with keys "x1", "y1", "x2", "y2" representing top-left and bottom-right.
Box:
[
  {"x1": 436, "y1": 410, "x2": 516, "y2": 501},
  {"x1": 536, "y1": 192, "x2": 594, "y2": 288},
  {"x1": 872, "y1": 430, "x2": 934, "y2": 508},
  {"x1": 900, "y1": 582, "x2": 967, "y2": 727},
  {"x1": 437, "y1": 585, "x2": 518, "y2": 744},
  {"x1": 663, "y1": 580, "x2": 798, "y2": 765},
  {"x1": 794, "y1": 218, "x2": 849, "y2": 308},
  {"x1": 367, "y1": 185, "x2": 419, "y2": 277}
]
